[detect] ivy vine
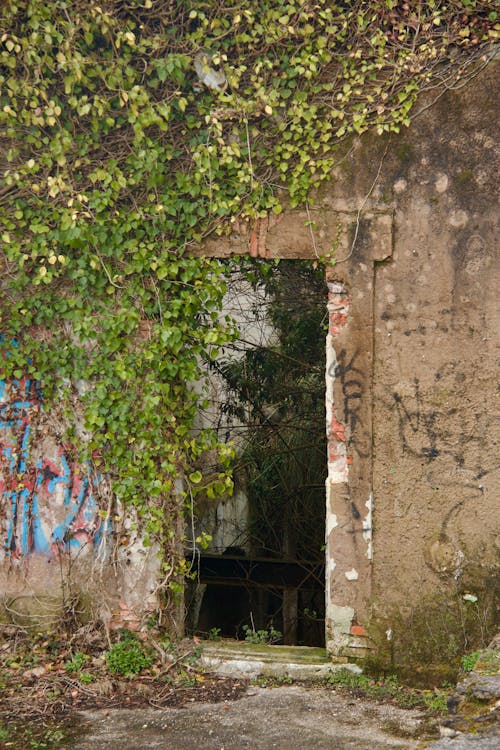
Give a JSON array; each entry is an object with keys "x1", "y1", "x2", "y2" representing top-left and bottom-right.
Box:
[{"x1": 0, "y1": 1, "x2": 496, "y2": 606}]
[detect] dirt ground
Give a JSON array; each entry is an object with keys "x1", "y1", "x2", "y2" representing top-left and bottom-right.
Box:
[
  {"x1": 1, "y1": 628, "x2": 498, "y2": 749},
  {"x1": 71, "y1": 684, "x2": 430, "y2": 750}
]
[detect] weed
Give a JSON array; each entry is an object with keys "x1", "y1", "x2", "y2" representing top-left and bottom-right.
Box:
[
  {"x1": 422, "y1": 691, "x2": 449, "y2": 713},
  {"x1": 208, "y1": 627, "x2": 222, "y2": 641},
  {"x1": 461, "y1": 651, "x2": 481, "y2": 672},
  {"x1": 0, "y1": 722, "x2": 68, "y2": 749},
  {"x1": 185, "y1": 644, "x2": 203, "y2": 666},
  {"x1": 105, "y1": 632, "x2": 153, "y2": 677},
  {"x1": 473, "y1": 648, "x2": 500, "y2": 674},
  {"x1": 78, "y1": 672, "x2": 95, "y2": 684},
  {"x1": 65, "y1": 651, "x2": 89, "y2": 673},
  {"x1": 174, "y1": 668, "x2": 197, "y2": 687},
  {"x1": 326, "y1": 668, "x2": 371, "y2": 690},
  {"x1": 325, "y1": 668, "x2": 450, "y2": 714},
  {"x1": 242, "y1": 624, "x2": 282, "y2": 645}
]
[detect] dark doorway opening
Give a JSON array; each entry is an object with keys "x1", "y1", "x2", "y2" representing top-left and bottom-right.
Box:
[{"x1": 187, "y1": 260, "x2": 327, "y2": 646}]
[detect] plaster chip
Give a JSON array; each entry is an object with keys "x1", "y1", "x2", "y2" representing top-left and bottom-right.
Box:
[{"x1": 344, "y1": 568, "x2": 359, "y2": 581}]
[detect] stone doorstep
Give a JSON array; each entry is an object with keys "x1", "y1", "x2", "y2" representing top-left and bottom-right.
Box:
[{"x1": 200, "y1": 641, "x2": 362, "y2": 681}]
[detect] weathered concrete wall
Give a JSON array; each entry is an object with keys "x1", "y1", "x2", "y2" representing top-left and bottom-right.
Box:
[
  {"x1": 1, "y1": 60, "x2": 497, "y2": 653},
  {"x1": 201, "y1": 59, "x2": 499, "y2": 658},
  {"x1": 321, "y1": 59, "x2": 498, "y2": 656},
  {"x1": 369, "y1": 61, "x2": 499, "y2": 637}
]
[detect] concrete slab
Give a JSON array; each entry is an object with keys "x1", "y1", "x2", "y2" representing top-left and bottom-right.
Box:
[{"x1": 199, "y1": 640, "x2": 361, "y2": 681}]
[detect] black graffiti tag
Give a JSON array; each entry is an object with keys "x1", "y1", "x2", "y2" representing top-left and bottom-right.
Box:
[
  {"x1": 328, "y1": 349, "x2": 369, "y2": 458},
  {"x1": 391, "y1": 379, "x2": 441, "y2": 461}
]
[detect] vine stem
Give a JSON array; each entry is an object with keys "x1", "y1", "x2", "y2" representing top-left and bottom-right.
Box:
[{"x1": 336, "y1": 142, "x2": 389, "y2": 265}]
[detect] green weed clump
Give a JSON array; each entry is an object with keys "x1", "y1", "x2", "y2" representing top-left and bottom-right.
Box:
[
  {"x1": 325, "y1": 668, "x2": 451, "y2": 714},
  {"x1": 242, "y1": 624, "x2": 282, "y2": 644},
  {"x1": 461, "y1": 651, "x2": 481, "y2": 673},
  {"x1": 65, "y1": 651, "x2": 89, "y2": 673},
  {"x1": 105, "y1": 631, "x2": 153, "y2": 677}
]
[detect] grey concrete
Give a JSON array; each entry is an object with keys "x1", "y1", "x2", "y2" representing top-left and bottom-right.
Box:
[
  {"x1": 426, "y1": 729, "x2": 499, "y2": 750},
  {"x1": 456, "y1": 674, "x2": 500, "y2": 701},
  {"x1": 199, "y1": 641, "x2": 361, "y2": 681},
  {"x1": 70, "y1": 685, "x2": 427, "y2": 750}
]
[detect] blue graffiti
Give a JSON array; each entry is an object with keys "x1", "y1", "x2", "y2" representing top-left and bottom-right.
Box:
[{"x1": 0, "y1": 374, "x2": 110, "y2": 558}]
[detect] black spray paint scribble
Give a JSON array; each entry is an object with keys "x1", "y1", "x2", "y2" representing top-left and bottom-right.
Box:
[
  {"x1": 388, "y1": 377, "x2": 499, "y2": 486},
  {"x1": 391, "y1": 379, "x2": 442, "y2": 461},
  {"x1": 328, "y1": 349, "x2": 370, "y2": 458}
]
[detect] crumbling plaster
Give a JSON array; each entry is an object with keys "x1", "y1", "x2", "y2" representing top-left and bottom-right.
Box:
[{"x1": 0, "y1": 375, "x2": 160, "y2": 629}]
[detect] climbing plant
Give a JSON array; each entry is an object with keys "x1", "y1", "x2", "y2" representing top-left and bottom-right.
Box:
[
  {"x1": 215, "y1": 261, "x2": 327, "y2": 562},
  {"x1": 202, "y1": 260, "x2": 329, "y2": 645},
  {"x1": 0, "y1": 1, "x2": 496, "y2": 604}
]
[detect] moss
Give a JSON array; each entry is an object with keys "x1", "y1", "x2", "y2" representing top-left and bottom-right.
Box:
[
  {"x1": 474, "y1": 649, "x2": 500, "y2": 675},
  {"x1": 396, "y1": 142, "x2": 415, "y2": 165},
  {"x1": 203, "y1": 639, "x2": 330, "y2": 663},
  {"x1": 455, "y1": 168, "x2": 474, "y2": 185},
  {"x1": 367, "y1": 574, "x2": 498, "y2": 686},
  {"x1": 364, "y1": 652, "x2": 456, "y2": 688},
  {"x1": 428, "y1": 388, "x2": 450, "y2": 405},
  {"x1": 395, "y1": 664, "x2": 457, "y2": 689},
  {"x1": 459, "y1": 698, "x2": 491, "y2": 716},
  {"x1": 381, "y1": 720, "x2": 418, "y2": 739},
  {"x1": 3, "y1": 591, "x2": 93, "y2": 632}
]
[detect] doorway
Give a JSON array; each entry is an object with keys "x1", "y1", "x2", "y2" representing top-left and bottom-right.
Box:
[{"x1": 188, "y1": 260, "x2": 327, "y2": 647}]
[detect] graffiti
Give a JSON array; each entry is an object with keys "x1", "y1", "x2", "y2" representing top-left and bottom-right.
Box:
[
  {"x1": 390, "y1": 379, "x2": 441, "y2": 462},
  {"x1": 328, "y1": 349, "x2": 369, "y2": 459},
  {"x1": 330, "y1": 349, "x2": 363, "y2": 430},
  {"x1": 0, "y1": 376, "x2": 109, "y2": 559},
  {"x1": 388, "y1": 377, "x2": 499, "y2": 487}
]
